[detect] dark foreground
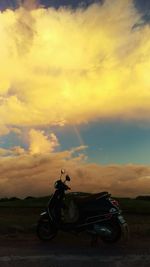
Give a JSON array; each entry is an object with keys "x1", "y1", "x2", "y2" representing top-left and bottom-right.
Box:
[
  {"x1": 0, "y1": 233, "x2": 149, "y2": 267},
  {"x1": 0, "y1": 198, "x2": 149, "y2": 266}
]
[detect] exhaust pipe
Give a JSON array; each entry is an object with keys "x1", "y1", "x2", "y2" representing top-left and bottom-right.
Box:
[{"x1": 94, "y1": 224, "x2": 112, "y2": 236}]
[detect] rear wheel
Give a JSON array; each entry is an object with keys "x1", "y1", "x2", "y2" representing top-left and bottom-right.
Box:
[
  {"x1": 100, "y1": 222, "x2": 121, "y2": 244},
  {"x1": 37, "y1": 221, "x2": 57, "y2": 241}
]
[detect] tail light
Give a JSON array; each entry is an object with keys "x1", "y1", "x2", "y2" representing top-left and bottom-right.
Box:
[{"x1": 110, "y1": 199, "x2": 119, "y2": 208}]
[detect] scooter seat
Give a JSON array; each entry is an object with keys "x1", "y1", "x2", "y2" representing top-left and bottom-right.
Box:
[{"x1": 74, "y1": 192, "x2": 109, "y2": 205}]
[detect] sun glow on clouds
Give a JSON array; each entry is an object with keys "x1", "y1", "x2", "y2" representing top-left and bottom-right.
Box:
[
  {"x1": 29, "y1": 129, "x2": 59, "y2": 154},
  {"x1": 0, "y1": 0, "x2": 150, "y2": 197},
  {"x1": 0, "y1": 0, "x2": 150, "y2": 128}
]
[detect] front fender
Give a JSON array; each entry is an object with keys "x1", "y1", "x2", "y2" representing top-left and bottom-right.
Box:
[{"x1": 39, "y1": 211, "x2": 49, "y2": 222}]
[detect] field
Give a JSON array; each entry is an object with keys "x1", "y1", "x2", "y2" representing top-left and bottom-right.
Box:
[{"x1": 0, "y1": 196, "x2": 149, "y2": 239}]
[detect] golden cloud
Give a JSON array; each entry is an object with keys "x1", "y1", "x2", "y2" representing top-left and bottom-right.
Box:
[
  {"x1": 0, "y1": 150, "x2": 149, "y2": 197},
  {"x1": 29, "y1": 129, "x2": 59, "y2": 154},
  {"x1": 0, "y1": 1, "x2": 150, "y2": 198},
  {"x1": 0, "y1": 0, "x2": 150, "y2": 128}
]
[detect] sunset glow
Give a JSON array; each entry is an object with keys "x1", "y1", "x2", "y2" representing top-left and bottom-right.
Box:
[
  {"x1": 0, "y1": 0, "x2": 150, "y2": 197},
  {"x1": 0, "y1": 0, "x2": 150, "y2": 129}
]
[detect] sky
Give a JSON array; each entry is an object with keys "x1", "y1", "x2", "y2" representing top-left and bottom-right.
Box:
[{"x1": 0, "y1": 0, "x2": 150, "y2": 197}]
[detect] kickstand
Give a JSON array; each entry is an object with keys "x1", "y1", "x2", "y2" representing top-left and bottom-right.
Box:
[{"x1": 90, "y1": 234, "x2": 99, "y2": 247}]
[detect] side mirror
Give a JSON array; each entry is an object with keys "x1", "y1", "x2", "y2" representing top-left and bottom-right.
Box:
[
  {"x1": 66, "y1": 175, "x2": 71, "y2": 181},
  {"x1": 61, "y1": 169, "x2": 65, "y2": 174}
]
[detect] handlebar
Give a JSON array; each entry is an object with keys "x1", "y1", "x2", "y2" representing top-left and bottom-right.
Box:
[
  {"x1": 65, "y1": 184, "x2": 71, "y2": 190},
  {"x1": 54, "y1": 179, "x2": 71, "y2": 191}
]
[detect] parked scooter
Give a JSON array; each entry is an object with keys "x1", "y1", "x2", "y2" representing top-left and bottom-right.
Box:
[{"x1": 37, "y1": 170, "x2": 129, "y2": 244}]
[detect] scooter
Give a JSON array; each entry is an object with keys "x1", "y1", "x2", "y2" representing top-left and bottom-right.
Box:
[{"x1": 37, "y1": 170, "x2": 129, "y2": 244}]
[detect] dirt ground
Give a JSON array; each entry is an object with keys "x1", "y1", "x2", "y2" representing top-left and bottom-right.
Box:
[
  {"x1": 0, "y1": 232, "x2": 149, "y2": 267},
  {"x1": 0, "y1": 208, "x2": 149, "y2": 266}
]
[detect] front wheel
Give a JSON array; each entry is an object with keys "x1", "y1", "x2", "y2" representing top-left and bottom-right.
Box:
[
  {"x1": 100, "y1": 222, "x2": 121, "y2": 244},
  {"x1": 36, "y1": 220, "x2": 57, "y2": 241}
]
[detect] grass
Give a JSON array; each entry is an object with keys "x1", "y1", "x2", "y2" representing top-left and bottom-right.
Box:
[
  {"x1": 116, "y1": 197, "x2": 150, "y2": 214},
  {"x1": 0, "y1": 196, "x2": 149, "y2": 213},
  {"x1": 0, "y1": 196, "x2": 49, "y2": 208}
]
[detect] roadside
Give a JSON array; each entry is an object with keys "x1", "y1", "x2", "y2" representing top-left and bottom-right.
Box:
[
  {"x1": 0, "y1": 198, "x2": 149, "y2": 267},
  {"x1": 0, "y1": 233, "x2": 149, "y2": 267}
]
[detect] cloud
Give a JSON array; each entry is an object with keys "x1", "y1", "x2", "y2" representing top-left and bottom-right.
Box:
[
  {"x1": 29, "y1": 129, "x2": 59, "y2": 155},
  {"x1": 0, "y1": 1, "x2": 150, "y2": 198},
  {"x1": 0, "y1": 124, "x2": 10, "y2": 136},
  {"x1": 0, "y1": 124, "x2": 21, "y2": 137},
  {"x1": 10, "y1": 127, "x2": 22, "y2": 135},
  {"x1": 0, "y1": 148, "x2": 12, "y2": 156},
  {"x1": 18, "y1": 0, "x2": 40, "y2": 10},
  {"x1": 0, "y1": 147, "x2": 149, "y2": 197},
  {"x1": 0, "y1": 0, "x2": 149, "y2": 128},
  {"x1": 11, "y1": 146, "x2": 26, "y2": 155},
  {"x1": 70, "y1": 145, "x2": 88, "y2": 153},
  {"x1": 0, "y1": 146, "x2": 25, "y2": 156}
]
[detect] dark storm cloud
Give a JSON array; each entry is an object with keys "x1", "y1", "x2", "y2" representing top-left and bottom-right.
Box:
[
  {"x1": 0, "y1": 1, "x2": 149, "y2": 24},
  {"x1": 0, "y1": 0, "x2": 148, "y2": 14},
  {"x1": 0, "y1": 0, "x2": 17, "y2": 10},
  {"x1": 40, "y1": 0, "x2": 102, "y2": 9},
  {"x1": 135, "y1": 0, "x2": 150, "y2": 11},
  {"x1": 135, "y1": 0, "x2": 150, "y2": 22},
  {"x1": 0, "y1": 0, "x2": 101, "y2": 10}
]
